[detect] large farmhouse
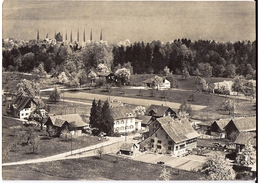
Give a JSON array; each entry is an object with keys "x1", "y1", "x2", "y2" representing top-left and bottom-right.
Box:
[
  {"x1": 139, "y1": 116, "x2": 199, "y2": 156},
  {"x1": 10, "y1": 96, "x2": 38, "y2": 119},
  {"x1": 45, "y1": 114, "x2": 89, "y2": 136}
]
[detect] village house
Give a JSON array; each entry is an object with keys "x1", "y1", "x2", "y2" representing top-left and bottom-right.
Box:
[
  {"x1": 88, "y1": 67, "x2": 110, "y2": 83},
  {"x1": 119, "y1": 142, "x2": 139, "y2": 156},
  {"x1": 10, "y1": 95, "x2": 38, "y2": 119},
  {"x1": 111, "y1": 106, "x2": 141, "y2": 133},
  {"x1": 142, "y1": 75, "x2": 170, "y2": 89},
  {"x1": 139, "y1": 116, "x2": 200, "y2": 156},
  {"x1": 213, "y1": 80, "x2": 235, "y2": 95},
  {"x1": 224, "y1": 117, "x2": 256, "y2": 140},
  {"x1": 210, "y1": 119, "x2": 230, "y2": 138},
  {"x1": 45, "y1": 114, "x2": 89, "y2": 137},
  {"x1": 145, "y1": 104, "x2": 177, "y2": 119}
]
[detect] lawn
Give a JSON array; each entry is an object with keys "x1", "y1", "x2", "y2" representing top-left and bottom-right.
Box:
[
  {"x1": 2, "y1": 117, "x2": 101, "y2": 163},
  {"x1": 2, "y1": 154, "x2": 205, "y2": 180}
]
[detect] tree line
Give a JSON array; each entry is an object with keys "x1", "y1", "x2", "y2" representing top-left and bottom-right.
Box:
[{"x1": 2, "y1": 37, "x2": 256, "y2": 80}]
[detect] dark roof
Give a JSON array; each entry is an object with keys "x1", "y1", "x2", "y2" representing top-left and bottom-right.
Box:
[
  {"x1": 49, "y1": 114, "x2": 87, "y2": 127},
  {"x1": 110, "y1": 106, "x2": 136, "y2": 120},
  {"x1": 234, "y1": 132, "x2": 256, "y2": 146},
  {"x1": 157, "y1": 116, "x2": 200, "y2": 143},
  {"x1": 136, "y1": 115, "x2": 152, "y2": 125},
  {"x1": 120, "y1": 143, "x2": 137, "y2": 151},
  {"x1": 230, "y1": 117, "x2": 256, "y2": 132},
  {"x1": 146, "y1": 104, "x2": 175, "y2": 117},
  {"x1": 11, "y1": 96, "x2": 37, "y2": 111},
  {"x1": 212, "y1": 119, "x2": 230, "y2": 131}
]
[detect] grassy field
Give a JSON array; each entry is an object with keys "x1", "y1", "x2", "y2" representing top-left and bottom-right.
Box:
[
  {"x1": 2, "y1": 117, "x2": 102, "y2": 163},
  {"x1": 2, "y1": 154, "x2": 205, "y2": 180}
]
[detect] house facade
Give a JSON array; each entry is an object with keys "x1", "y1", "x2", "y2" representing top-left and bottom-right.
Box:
[
  {"x1": 10, "y1": 96, "x2": 38, "y2": 119},
  {"x1": 139, "y1": 116, "x2": 199, "y2": 156},
  {"x1": 111, "y1": 106, "x2": 141, "y2": 133}
]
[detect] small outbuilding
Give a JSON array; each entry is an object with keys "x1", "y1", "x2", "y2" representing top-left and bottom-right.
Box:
[{"x1": 119, "y1": 142, "x2": 139, "y2": 155}]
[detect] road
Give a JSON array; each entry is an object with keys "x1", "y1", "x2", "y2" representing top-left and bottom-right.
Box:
[
  {"x1": 2, "y1": 136, "x2": 129, "y2": 166},
  {"x1": 60, "y1": 92, "x2": 207, "y2": 111}
]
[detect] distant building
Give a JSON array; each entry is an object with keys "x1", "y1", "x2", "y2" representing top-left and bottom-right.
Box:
[
  {"x1": 145, "y1": 104, "x2": 177, "y2": 119},
  {"x1": 142, "y1": 75, "x2": 170, "y2": 89},
  {"x1": 234, "y1": 131, "x2": 256, "y2": 153},
  {"x1": 10, "y1": 96, "x2": 38, "y2": 119}
]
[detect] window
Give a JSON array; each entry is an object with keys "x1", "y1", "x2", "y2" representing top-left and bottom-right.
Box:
[
  {"x1": 157, "y1": 145, "x2": 161, "y2": 149},
  {"x1": 21, "y1": 114, "x2": 24, "y2": 116},
  {"x1": 25, "y1": 113, "x2": 28, "y2": 116},
  {"x1": 168, "y1": 141, "x2": 173, "y2": 145},
  {"x1": 121, "y1": 121, "x2": 124, "y2": 124},
  {"x1": 166, "y1": 134, "x2": 169, "y2": 139},
  {"x1": 175, "y1": 146, "x2": 178, "y2": 150},
  {"x1": 180, "y1": 144, "x2": 185, "y2": 149},
  {"x1": 120, "y1": 126, "x2": 124, "y2": 130},
  {"x1": 157, "y1": 140, "x2": 162, "y2": 144},
  {"x1": 151, "y1": 144, "x2": 154, "y2": 148},
  {"x1": 151, "y1": 139, "x2": 154, "y2": 143},
  {"x1": 168, "y1": 146, "x2": 172, "y2": 150},
  {"x1": 130, "y1": 125, "x2": 134, "y2": 129}
]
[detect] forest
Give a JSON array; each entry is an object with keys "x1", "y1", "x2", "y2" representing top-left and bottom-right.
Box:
[{"x1": 2, "y1": 36, "x2": 256, "y2": 84}]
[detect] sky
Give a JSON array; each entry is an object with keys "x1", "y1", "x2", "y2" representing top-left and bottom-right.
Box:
[{"x1": 2, "y1": 0, "x2": 256, "y2": 44}]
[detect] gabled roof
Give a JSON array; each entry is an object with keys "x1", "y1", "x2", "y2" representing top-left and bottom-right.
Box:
[
  {"x1": 49, "y1": 114, "x2": 87, "y2": 127},
  {"x1": 110, "y1": 106, "x2": 136, "y2": 120},
  {"x1": 136, "y1": 115, "x2": 152, "y2": 125},
  {"x1": 234, "y1": 132, "x2": 256, "y2": 146},
  {"x1": 212, "y1": 119, "x2": 230, "y2": 131},
  {"x1": 11, "y1": 95, "x2": 37, "y2": 111},
  {"x1": 230, "y1": 117, "x2": 256, "y2": 132},
  {"x1": 120, "y1": 143, "x2": 137, "y2": 151},
  {"x1": 157, "y1": 116, "x2": 200, "y2": 143},
  {"x1": 146, "y1": 104, "x2": 175, "y2": 117}
]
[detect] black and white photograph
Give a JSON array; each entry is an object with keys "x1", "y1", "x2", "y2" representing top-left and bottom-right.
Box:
[{"x1": 1, "y1": 0, "x2": 256, "y2": 181}]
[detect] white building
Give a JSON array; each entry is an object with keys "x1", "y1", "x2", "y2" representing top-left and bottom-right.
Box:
[{"x1": 111, "y1": 106, "x2": 141, "y2": 133}]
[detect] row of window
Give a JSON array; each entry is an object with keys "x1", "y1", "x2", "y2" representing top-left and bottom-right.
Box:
[
  {"x1": 115, "y1": 125, "x2": 134, "y2": 131},
  {"x1": 186, "y1": 138, "x2": 197, "y2": 144},
  {"x1": 151, "y1": 139, "x2": 173, "y2": 145},
  {"x1": 151, "y1": 144, "x2": 173, "y2": 151},
  {"x1": 115, "y1": 119, "x2": 133, "y2": 125}
]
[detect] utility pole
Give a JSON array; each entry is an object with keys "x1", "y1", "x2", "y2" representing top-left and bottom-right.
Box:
[{"x1": 71, "y1": 133, "x2": 73, "y2": 155}]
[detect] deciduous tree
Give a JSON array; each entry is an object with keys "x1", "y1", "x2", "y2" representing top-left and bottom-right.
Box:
[{"x1": 199, "y1": 152, "x2": 236, "y2": 180}]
